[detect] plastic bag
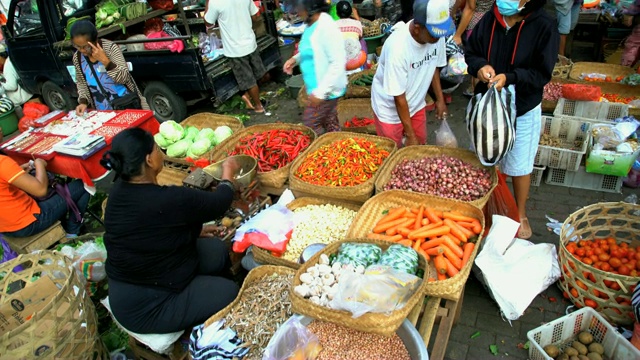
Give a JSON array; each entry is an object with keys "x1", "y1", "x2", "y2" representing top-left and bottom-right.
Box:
[
  {"x1": 329, "y1": 265, "x2": 420, "y2": 318},
  {"x1": 561, "y1": 84, "x2": 602, "y2": 102},
  {"x1": 466, "y1": 85, "x2": 516, "y2": 166},
  {"x1": 22, "y1": 101, "x2": 49, "y2": 119},
  {"x1": 475, "y1": 215, "x2": 561, "y2": 321},
  {"x1": 60, "y1": 240, "x2": 107, "y2": 282},
  {"x1": 483, "y1": 170, "x2": 519, "y2": 236},
  {"x1": 593, "y1": 121, "x2": 640, "y2": 149},
  {"x1": 446, "y1": 53, "x2": 468, "y2": 76},
  {"x1": 1, "y1": 234, "x2": 20, "y2": 267},
  {"x1": 263, "y1": 315, "x2": 322, "y2": 360},
  {"x1": 435, "y1": 118, "x2": 458, "y2": 148}
]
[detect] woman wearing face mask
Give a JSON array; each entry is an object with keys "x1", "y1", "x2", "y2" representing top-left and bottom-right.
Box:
[{"x1": 464, "y1": 0, "x2": 559, "y2": 239}]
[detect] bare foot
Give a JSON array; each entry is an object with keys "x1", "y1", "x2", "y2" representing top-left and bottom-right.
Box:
[
  {"x1": 518, "y1": 217, "x2": 532, "y2": 239},
  {"x1": 241, "y1": 94, "x2": 255, "y2": 110}
]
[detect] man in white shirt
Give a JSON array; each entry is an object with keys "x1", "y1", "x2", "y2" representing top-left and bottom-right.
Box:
[
  {"x1": 205, "y1": 0, "x2": 266, "y2": 112},
  {"x1": 371, "y1": 0, "x2": 453, "y2": 148}
]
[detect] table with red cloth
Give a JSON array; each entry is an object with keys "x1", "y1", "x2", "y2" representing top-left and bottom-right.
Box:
[{"x1": 0, "y1": 110, "x2": 160, "y2": 188}]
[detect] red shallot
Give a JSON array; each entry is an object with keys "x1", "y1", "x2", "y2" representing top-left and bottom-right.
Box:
[{"x1": 543, "y1": 82, "x2": 563, "y2": 101}]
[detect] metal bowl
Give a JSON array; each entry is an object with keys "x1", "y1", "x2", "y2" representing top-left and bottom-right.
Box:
[
  {"x1": 299, "y1": 243, "x2": 327, "y2": 264},
  {"x1": 203, "y1": 155, "x2": 257, "y2": 187}
]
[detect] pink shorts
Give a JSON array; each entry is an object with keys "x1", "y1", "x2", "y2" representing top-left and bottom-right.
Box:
[{"x1": 374, "y1": 107, "x2": 427, "y2": 148}]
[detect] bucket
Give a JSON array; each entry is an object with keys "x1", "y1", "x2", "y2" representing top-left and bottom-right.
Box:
[
  {"x1": 279, "y1": 39, "x2": 295, "y2": 62},
  {"x1": 364, "y1": 33, "x2": 386, "y2": 55},
  {"x1": 0, "y1": 108, "x2": 18, "y2": 136},
  {"x1": 285, "y1": 75, "x2": 304, "y2": 99}
]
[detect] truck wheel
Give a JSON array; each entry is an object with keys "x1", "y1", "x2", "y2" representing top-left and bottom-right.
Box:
[
  {"x1": 42, "y1": 81, "x2": 75, "y2": 111},
  {"x1": 143, "y1": 81, "x2": 187, "y2": 122}
]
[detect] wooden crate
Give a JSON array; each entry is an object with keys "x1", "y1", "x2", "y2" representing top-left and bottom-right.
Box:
[
  {"x1": 413, "y1": 290, "x2": 466, "y2": 360},
  {"x1": 3, "y1": 221, "x2": 66, "y2": 254}
]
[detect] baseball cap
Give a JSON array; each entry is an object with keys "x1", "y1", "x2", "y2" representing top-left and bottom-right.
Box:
[{"x1": 413, "y1": 0, "x2": 456, "y2": 38}]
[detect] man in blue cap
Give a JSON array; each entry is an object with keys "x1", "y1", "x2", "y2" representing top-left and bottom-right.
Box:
[{"x1": 371, "y1": 0, "x2": 455, "y2": 148}]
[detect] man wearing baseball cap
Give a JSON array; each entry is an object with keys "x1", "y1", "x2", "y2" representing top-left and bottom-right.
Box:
[{"x1": 371, "y1": 0, "x2": 454, "y2": 148}]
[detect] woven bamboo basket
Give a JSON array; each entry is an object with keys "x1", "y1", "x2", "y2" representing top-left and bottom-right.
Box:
[
  {"x1": 361, "y1": 19, "x2": 381, "y2": 38},
  {"x1": 204, "y1": 265, "x2": 295, "y2": 327},
  {"x1": 346, "y1": 191, "x2": 485, "y2": 301},
  {"x1": 0, "y1": 251, "x2": 107, "y2": 359},
  {"x1": 288, "y1": 132, "x2": 397, "y2": 203},
  {"x1": 569, "y1": 62, "x2": 634, "y2": 82},
  {"x1": 336, "y1": 98, "x2": 376, "y2": 134},
  {"x1": 373, "y1": 145, "x2": 498, "y2": 209},
  {"x1": 253, "y1": 197, "x2": 361, "y2": 269},
  {"x1": 209, "y1": 124, "x2": 317, "y2": 189},
  {"x1": 290, "y1": 238, "x2": 430, "y2": 337},
  {"x1": 553, "y1": 55, "x2": 574, "y2": 79},
  {"x1": 345, "y1": 67, "x2": 376, "y2": 99},
  {"x1": 297, "y1": 85, "x2": 308, "y2": 108},
  {"x1": 157, "y1": 165, "x2": 189, "y2": 186},
  {"x1": 557, "y1": 202, "x2": 640, "y2": 326},
  {"x1": 163, "y1": 113, "x2": 244, "y2": 166}
]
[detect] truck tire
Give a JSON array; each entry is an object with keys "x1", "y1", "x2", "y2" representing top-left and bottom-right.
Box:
[
  {"x1": 143, "y1": 81, "x2": 187, "y2": 122},
  {"x1": 42, "y1": 81, "x2": 75, "y2": 111}
]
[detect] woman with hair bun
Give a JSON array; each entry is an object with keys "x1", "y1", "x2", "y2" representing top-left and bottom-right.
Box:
[{"x1": 102, "y1": 128, "x2": 241, "y2": 334}]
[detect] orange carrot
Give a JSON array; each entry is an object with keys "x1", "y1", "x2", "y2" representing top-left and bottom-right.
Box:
[
  {"x1": 373, "y1": 217, "x2": 409, "y2": 234},
  {"x1": 376, "y1": 207, "x2": 406, "y2": 226},
  {"x1": 442, "y1": 246, "x2": 463, "y2": 270},
  {"x1": 414, "y1": 206, "x2": 424, "y2": 230},
  {"x1": 426, "y1": 246, "x2": 445, "y2": 256},
  {"x1": 457, "y1": 222, "x2": 476, "y2": 230},
  {"x1": 442, "y1": 236, "x2": 464, "y2": 258},
  {"x1": 470, "y1": 220, "x2": 482, "y2": 235},
  {"x1": 397, "y1": 227, "x2": 412, "y2": 238},
  {"x1": 443, "y1": 257, "x2": 459, "y2": 277},
  {"x1": 434, "y1": 255, "x2": 447, "y2": 275},
  {"x1": 424, "y1": 207, "x2": 441, "y2": 224},
  {"x1": 418, "y1": 247, "x2": 430, "y2": 262},
  {"x1": 367, "y1": 233, "x2": 403, "y2": 242},
  {"x1": 386, "y1": 218, "x2": 415, "y2": 235},
  {"x1": 421, "y1": 218, "x2": 430, "y2": 226},
  {"x1": 410, "y1": 207, "x2": 420, "y2": 214},
  {"x1": 443, "y1": 212, "x2": 477, "y2": 223},
  {"x1": 408, "y1": 222, "x2": 443, "y2": 238},
  {"x1": 443, "y1": 219, "x2": 468, "y2": 243},
  {"x1": 452, "y1": 220, "x2": 474, "y2": 238},
  {"x1": 461, "y1": 242, "x2": 475, "y2": 268},
  {"x1": 413, "y1": 239, "x2": 422, "y2": 251},
  {"x1": 437, "y1": 273, "x2": 447, "y2": 281},
  {"x1": 398, "y1": 239, "x2": 413, "y2": 247},
  {"x1": 409, "y1": 225, "x2": 450, "y2": 240},
  {"x1": 434, "y1": 210, "x2": 444, "y2": 218},
  {"x1": 420, "y1": 237, "x2": 446, "y2": 250}
]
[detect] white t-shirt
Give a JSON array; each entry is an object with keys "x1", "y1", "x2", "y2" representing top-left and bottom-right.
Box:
[
  {"x1": 205, "y1": 0, "x2": 259, "y2": 58},
  {"x1": 371, "y1": 23, "x2": 446, "y2": 124}
]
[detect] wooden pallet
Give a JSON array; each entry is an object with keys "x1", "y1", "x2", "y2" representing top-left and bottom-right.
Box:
[
  {"x1": 414, "y1": 289, "x2": 465, "y2": 360},
  {"x1": 3, "y1": 221, "x2": 67, "y2": 254}
]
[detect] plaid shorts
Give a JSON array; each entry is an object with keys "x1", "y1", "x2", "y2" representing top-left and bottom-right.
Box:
[{"x1": 228, "y1": 49, "x2": 267, "y2": 91}]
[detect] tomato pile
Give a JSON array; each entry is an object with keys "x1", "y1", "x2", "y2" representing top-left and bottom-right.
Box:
[{"x1": 602, "y1": 93, "x2": 638, "y2": 104}]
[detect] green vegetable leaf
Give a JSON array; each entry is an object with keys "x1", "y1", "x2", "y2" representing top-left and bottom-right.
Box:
[
  {"x1": 524, "y1": 341, "x2": 530, "y2": 350},
  {"x1": 470, "y1": 331, "x2": 481, "y2": 339},
  {"x1": 382, "y1": 209, "x2": 389, "y2": 215},
  {"x1": 489, "y1": 345, "x2": 499, "y2": 356}
]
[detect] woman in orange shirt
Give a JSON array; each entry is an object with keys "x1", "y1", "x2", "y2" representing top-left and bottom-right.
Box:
[{"x1": 0, "y1": 155, "x2": 89, "y2": 237}]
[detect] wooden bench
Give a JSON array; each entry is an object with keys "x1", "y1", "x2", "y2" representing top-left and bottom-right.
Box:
[
  {"x1": 412, "y1": 289, "x2": 465, "y2": 360},
  {"x1": 3, "y1": 221, "x2": 66, "y2": 254}
]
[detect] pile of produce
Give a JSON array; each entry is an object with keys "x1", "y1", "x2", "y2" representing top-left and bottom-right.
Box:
[
  {"x1": 383, "y1": 156, "x2": 492, "y2": 202},
  {"x1": 351, "y1": 74, "x2": 374, "y2": 86},
  {"x1": 95, "y1": 0, "x2": 147, "y2": 29},
  {"x1": 543, "y1": 82, "x2": 563, "y2": 101},
  {"x1": 306, "y1": 320, "x2": 411, "y2": 360},
  {"x1": 543, "y1": 331, "x2": 605, "y2": 360},
  {"x1": 344, "y1": 116, "x2": 375, "y2": 128},
  {"x1": 620, "y1": 74, "x2": 640, "y2": 86},
  {"x1": 539, "y1": 134, "x2": 583, "y2": 150},
  {"x1": 227, "y1": 129, "x2": 312, "y2": 173},
  {"x1": 602, "y1": 93, "x2": 638, "y2": 105},
  {"x1": 155, "y1": 120, "x2": 234, "y2": 159},
  {"x1": 282, "y1": 204, "x2": 357, "y2": 262},
  {"x1": 295, "y1": 137, "x2": 390, "y2": 187},
  {"x1": 366, "y1": 206, "x2": 480, "y2": 281},
  {"x1": 223, "y1": 272, "x2": 293, "y2": 359}
]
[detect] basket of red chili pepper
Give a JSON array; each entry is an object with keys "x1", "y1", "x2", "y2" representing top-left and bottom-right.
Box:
[
  {"x1": 289, "y1": 132, "x2": 396, "y2": 203},
  {"x1": 337, "y1": 99, "x2": 377, "y2": 134},
  {"x1": 209, "y1": 124, "x2": 317, "y2": 189}
]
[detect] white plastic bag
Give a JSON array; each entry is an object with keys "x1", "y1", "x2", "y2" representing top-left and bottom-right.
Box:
[
  {"x1": 435, "y1": 118, "x2": 458, "y2": 148},
  {"x1": 263, "y1": 315, "x2": 322, "y2": 360},
  {"x1": 233, "y1": 189, "x2": 295, "y2": 246},
  {"x1": 474, "y1": 215, "x2": 561, "y2": 321},
  {"x1": 60, "y1": 241, "x2": 107, "y2": 282}
]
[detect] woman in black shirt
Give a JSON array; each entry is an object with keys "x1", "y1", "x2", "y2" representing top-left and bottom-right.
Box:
[{"x1": 101, "y1": 128, "x2": 240, "y2": 334}]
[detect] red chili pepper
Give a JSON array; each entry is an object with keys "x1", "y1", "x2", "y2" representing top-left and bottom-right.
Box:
[{"x1": 228, "y1": 129, "x2": 312, "y2": 173}]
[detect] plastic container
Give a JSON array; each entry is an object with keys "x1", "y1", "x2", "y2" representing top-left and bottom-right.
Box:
[
  {"x1": 285, "y1": 75, "x2": 304, "y2": 99},
  {"x1": 546, "y1": 166, "x2": 623, "y2": 193},
  {"x1": 0, "y1": 108, "x2": 18, "y2": 136},
  {"x1": 586, "y1": 138, "x2": 640, "y2": 177},
  {"x1": 364, "y1": 33, "x2": 385, "y2": 55},
  {"x1": 535, "y1": 116, "x2": 591, "y2": 171},
  {"x1": 528, "y1": 307, "x2": 640, "y2": 360},
  {"x1": 554, "y1": 98, "x2": 628, "y2": 123},
  {"x1": 506, "y1": 164, "x2": 546, "y2": 186}
]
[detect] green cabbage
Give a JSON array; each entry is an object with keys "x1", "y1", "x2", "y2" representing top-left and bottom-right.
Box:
[
  {"x1": 190, "y1": 138, "x2": 212, "y2": 157},
  {"x1": 213, "y1": 126, "x2": 233, "y2": 144},
  {"x1": 154, "y1": 133, "x2": 172, "y2": 149},
  {"x1": 184, "y1": 126, "x2": 199, "y2": 142},
  {"x1": 166, "y1": 139, "x2": 191, "y2": 158},
  {"x1": 186, "y1": 148, "x2": 198, "y2": 159},
  {"x1": 196, "y1": 128, "x2": 216, "y2": 144},
  {"x1": 159, "y1": 120, "x2": 185, "y2": 143}
]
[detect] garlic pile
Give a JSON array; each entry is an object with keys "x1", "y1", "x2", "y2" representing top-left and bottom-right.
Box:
[{"x1": 294, "y1": 254, "x2": 365, "y2": 307}]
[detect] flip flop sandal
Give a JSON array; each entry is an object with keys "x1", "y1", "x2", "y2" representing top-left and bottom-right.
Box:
[{"x1": 518, "y1": 217, "x2": 532, "y2": 240}]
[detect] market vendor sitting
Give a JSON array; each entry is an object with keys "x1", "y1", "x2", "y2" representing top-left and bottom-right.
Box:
[{"x1": 101, "y1": 128, "x2": 240, "y2": 334}]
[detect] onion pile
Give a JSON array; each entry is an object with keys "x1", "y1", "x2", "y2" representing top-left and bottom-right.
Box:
[
  {"x1": 543, "y1": 82, "x2": 563, "y2": 101},
  {"x1": 383, "y1": 156, "x2": 493, "y2": 202}
]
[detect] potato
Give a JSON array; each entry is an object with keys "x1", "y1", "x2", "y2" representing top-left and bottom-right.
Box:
[
  {"x1": 544, "y1": 345, "x2": 560, "y2": 358},
  {"x1": 569, "y1": 356, "x2": 580, "y2": 360},
  {"x1": 586, "y1": 353, "x2": 602, "y2": 360},
  {"x1": 578, "y1": 356, "x2": 590, "y2": 360},
  {"x1": 557, "y1": 354, "x2": 569, "y2": 360},
  {"x1": 578, "y1": 332, "x2": 594, "y2": 345},
  {"x1": 221, "y1": 217, "x2": 233, "y2": 227},
  {"x1": 572, "y1": 341, "x2": 588, "y2": 355},
  {"x1": 588, "y1": 342, "x2": 604, "y2": 355},
  {"x1": 564, "y1": 347, "x2": 579, "y2": 357}
]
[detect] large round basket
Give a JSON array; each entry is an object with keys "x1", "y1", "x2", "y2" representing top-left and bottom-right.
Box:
[
  {"x1": 374, "y1": 145, "x2": 498, "y2": 209},
  {"x1": 345, "y1": 67, "x2": 377, "y2": 99},
  {"x1": 553, "y1": 55, "x2": 574, "y2": 79},
  {"x1": 346, "y1": 190, "x2": 485, "y2": 301},
  {"x1": 569, "y1": 62, "x2": 634, "y2": 82},
  {"x1": 336, "y1": 98, "x2": 376, "y2": 134},
  {"x1": 0, "y1": 251, "x2": 107, "y2": 359},
  {"x1": 557, "y1": 202, "x2": 640, "y2": 326},
  {"x1": 252, "y1": 197, "x2": 361, "y2": 269},
  {"x1": 163, "y1": 113, "x2": 244, "y2": 166},
  {"x1": 290, "y1": 238, "x2": 430, "y2": 337},
  {"x1": 209, "y1": 124, "x2": 317, "y2": 189},
  {"x1": 288, "y1": 132, "x2": 397, "y2": 203}
]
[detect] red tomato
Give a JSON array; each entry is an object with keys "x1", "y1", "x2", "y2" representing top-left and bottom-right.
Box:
[
  {"x1": 599, "y1": 253, "x2": 611, "y2": 262},
  {"x1": 610, "y1": 258, "x2": 622, "y2": 269},
  {"x1": 619, "y1": 265, "x2": 631, "y2": 276}
]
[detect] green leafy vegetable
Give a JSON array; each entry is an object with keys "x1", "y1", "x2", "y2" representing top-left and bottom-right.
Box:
[
  {"x1": 489, "y1": 345, "x2": 498, "y2": 356},
  {"x1": 166, "y1": 139, "x2": 191, "y2": 158},
  {"x1": 470, "y1": 331, "x2": 481, "y2": 339},
  {"x1": 159, "y1": 120, "x2": 185, "y2": 143}
]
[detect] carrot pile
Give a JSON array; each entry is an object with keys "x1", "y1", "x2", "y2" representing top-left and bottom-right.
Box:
[{"x1": 366, "y1": 206, "x2": 481, "y2": 281}]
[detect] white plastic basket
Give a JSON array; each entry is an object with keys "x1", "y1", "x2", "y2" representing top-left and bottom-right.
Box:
[
  {"x1": 506, "y1": 165, "x2": 546, "y2": 187},
  {"x1": 535, "y1": 116, "x2": 591, "y2": 171},
  {"x1": 546, "y1": 166, "x2": 623, "y2": 193},
  {"x1": 554, "y1": 98, "x2": 628, "y2": 122},
  {"x1": 528, "y1": 307, "x2": 640, "y2": 360}
]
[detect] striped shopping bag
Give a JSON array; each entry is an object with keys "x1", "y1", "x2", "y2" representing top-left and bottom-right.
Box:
[{"x1": 466, "y1": 85, "x2": 516, "y2": 166}]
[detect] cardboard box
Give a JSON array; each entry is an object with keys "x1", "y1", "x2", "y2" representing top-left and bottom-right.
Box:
[
  {"x1": 0, "y1": 276, "x2": 58, "y2": 334},
  {"x1": 586, "y1": 139, "x2": 640, "y2": 177}
]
